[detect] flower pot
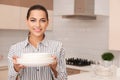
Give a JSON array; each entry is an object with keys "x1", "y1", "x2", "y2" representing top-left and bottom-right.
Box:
[{"x1": 103, "y1": 60, "x2": 113, "y2": 67}]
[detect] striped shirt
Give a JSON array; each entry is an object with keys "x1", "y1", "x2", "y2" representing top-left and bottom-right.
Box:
[{"x1": 8, "y1": 37, "x2": 67, "y2": 80}]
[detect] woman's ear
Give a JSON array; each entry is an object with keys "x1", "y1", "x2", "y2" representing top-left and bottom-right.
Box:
[{"x1": 46, "y1": 20, "x2": 49, "y2": 28}]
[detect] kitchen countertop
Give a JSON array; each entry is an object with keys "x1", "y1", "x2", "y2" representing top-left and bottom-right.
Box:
[
  {"x1": 68, "y1": 71, "x2": 119, "y2": 80},
  {"x1": 67, "y1": 65, "x2": 119, "y2": 80}
]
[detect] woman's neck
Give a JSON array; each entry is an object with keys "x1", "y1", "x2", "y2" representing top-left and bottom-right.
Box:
[{"x1": 29, "y1": 34, "x2": 44, "y2": 48}]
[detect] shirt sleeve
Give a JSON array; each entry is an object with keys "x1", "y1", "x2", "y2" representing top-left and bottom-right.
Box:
[
  {"x1": 52, "y1": 44, "x2": 68, "y2": 80},
  {"x1": 8, "y1": 46, "x2": 19, "y2": 80}
]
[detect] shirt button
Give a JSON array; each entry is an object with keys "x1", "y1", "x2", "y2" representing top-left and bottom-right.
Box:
[
  {"x1": 35, "y1": 49, "x2": 39, "y2": 52},
  {"x1": 36, "y1": 69, "x2": 39, "y2": 71}
]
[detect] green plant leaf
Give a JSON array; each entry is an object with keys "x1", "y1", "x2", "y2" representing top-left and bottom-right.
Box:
[{"x1": 101, "y1": 52, "x2": 114, "y2": 61}]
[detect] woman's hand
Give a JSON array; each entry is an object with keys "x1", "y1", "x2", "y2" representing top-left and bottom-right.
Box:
[
  {"x1": 12, "y1": 55, "x2": 25, "y2": 72},
  {"x1": 49, "y1": 55, "x2": 58, "y2": 78},
  {"x1": 49, "y1": 55, "x2": 57, "y2": 69}
]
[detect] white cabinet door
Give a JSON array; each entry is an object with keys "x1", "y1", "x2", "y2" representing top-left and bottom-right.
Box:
[
  {"x1": 0, "y1": 69, "x2": 8, "y2": 80},
  {"x1": 95, "y1": 0, "x2": 109, "y2": 16},
  {"x1": 109, "y1": 0, "x2": 120, "y2": 50},
  {"x1": 0, "y1": 4, "x2": 20, "y2": 29}
]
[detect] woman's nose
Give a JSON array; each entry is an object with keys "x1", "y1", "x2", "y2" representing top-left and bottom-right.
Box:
[{"x1": 36, "y1": 21, "x2": 40, "y2": 27}]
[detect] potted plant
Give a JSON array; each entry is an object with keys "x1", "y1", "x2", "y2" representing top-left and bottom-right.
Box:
[{"x1": 101, "y1": 52, "x2": 114, "y2": 67}]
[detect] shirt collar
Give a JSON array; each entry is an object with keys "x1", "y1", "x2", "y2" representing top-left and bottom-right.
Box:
[
  {"x1": 40, "y1": 36, "x2": 49, "y2": 47},
  {"x1": 24, "y1": 35, "x2": 49, "y2": 48},
  {"x1": 24, "y1": 37, "x2": 29, "y2": 47}
]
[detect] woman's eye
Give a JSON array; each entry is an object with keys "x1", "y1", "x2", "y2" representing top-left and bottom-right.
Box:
[
  {"x1": 40, "y1": 20, "x2": 46, "y2": 22},
  {"x1": 30, "y1": 20, "x2": 35, "y2": 22}
]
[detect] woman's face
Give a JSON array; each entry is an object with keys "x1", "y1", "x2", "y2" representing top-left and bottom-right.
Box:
[{"x1": 26, "y1": 10, "x2": 48, "y2": 37}]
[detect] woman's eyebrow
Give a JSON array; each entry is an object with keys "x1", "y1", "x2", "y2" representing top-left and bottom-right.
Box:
[
  {"x1": 40, "y1": 18, "x2": 47, "y2": 20},
  {"x1": 30, "y1": 17, "x2": 36, "y2": 19},
  {"x1": 29, "y1": 17, "x2": 46, "y2": 20}
]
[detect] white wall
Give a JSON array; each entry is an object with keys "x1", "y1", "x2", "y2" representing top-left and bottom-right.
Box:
[
  {"x1": 0, "y1": 15, "x2": 119, "y2": 65},
  {"x1": 0, "y1": 30, "x2": 28, "y2": 59}
]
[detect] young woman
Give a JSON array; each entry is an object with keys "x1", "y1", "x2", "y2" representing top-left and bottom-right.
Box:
[{"x1": 8, "y1": 4, "x2": 67, "y2": 80}]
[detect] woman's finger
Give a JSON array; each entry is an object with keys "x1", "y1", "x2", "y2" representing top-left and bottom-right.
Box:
[
  {"x1": 13, "y1": 56, "x2": 17, "y2": 64},
  {"x1": 51, "y1": 55, "x2": 57, "y2": 60},
  {"x1": 12, "y1": 55, "x2": 19, "y2": 64}
]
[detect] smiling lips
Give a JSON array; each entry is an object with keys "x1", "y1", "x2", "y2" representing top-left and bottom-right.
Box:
[{"x1": 34, "y1": 28, "x2": 42, "y2": 32}]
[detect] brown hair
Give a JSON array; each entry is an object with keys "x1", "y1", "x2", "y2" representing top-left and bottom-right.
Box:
[{"x1": 26, "y1": 4, "x2": 49, "y2": 20}]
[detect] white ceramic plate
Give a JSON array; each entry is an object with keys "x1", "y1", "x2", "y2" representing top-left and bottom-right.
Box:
[
  {"x1": 17, "y1": 53, "x2": 54, "y2": 67},
  {"x1": 17, "y1": 58, "x2": 54, "y2": 67}
]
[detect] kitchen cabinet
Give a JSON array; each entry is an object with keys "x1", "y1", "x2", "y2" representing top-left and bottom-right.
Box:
[
  {"x1": 0, "y1": 4, "x2": 20, "y2": 30},
  {"x1": 0, "y1": 60, "x2": 8, "y2": 80},
  {"x1": 0, "y1": 3, "x2": 27, "y2": 30},
  {"x1": 54, "y1": 0, "x2": 95, "y2": 16},
  {"x1": 95, "y1": 0, "x2": 109, "y2": 16},
  {"x1": 54, "y1": 0, "x2": 109, "y2": 16},
  {"x1": 109, "y1": 0, "x2": 120, "y2": 50},
  {"x1": 0, "y1": 67, "x2": 8, "y2": 80}
]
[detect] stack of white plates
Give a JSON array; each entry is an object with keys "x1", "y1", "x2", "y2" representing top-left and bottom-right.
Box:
[{"x1": 17, "y1": 53, "x2": 54, "y2": 67}]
